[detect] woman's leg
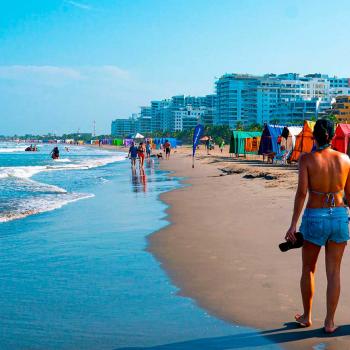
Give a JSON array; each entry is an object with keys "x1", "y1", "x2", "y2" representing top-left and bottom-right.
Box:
[
  {"x1": 297, "y1": 241, "x2": 321, "y2": 326},
  {"x1": 324, "y1": 241, "x2": 346, "y2": 332}
]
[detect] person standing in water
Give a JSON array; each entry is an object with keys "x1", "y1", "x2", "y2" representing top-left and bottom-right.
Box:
[
  {"x1": 138, "y1": 142, "x2": 145, "y2": 167},
  {"x1": 50, "y1": 146, "x2": 60, "y2": 159},
  {"x1": 128, "y1": 142, "x2": 138, "y2": 167},
  {"x1": 164, "y1": 140, "x2": 171, "y2": 160},
  {"x1": 284, "y1": 119, "x2": 350, "y2": 333}
]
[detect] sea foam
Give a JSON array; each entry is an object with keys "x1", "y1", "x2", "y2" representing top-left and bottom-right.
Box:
[
  {"x1": 0, "y1": 155, "x2": 125, "y2": 179},
  {"x1": 0, "y1": 192, "x2": 94, "y2": 223}
]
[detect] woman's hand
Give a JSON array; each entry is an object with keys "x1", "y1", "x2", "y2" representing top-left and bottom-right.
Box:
[{"x1": 285, "y1": 225, "x2": 297, "y2": 243}]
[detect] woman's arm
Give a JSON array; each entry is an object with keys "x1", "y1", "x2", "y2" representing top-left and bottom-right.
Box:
[
  {"x1": 344, "y1": 159, "x2": 350, "y2": 206},
  {"x1": 285, "y1": 154, "x2": 309, "y2": 243}
]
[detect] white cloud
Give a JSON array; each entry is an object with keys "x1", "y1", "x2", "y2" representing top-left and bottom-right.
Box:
[
  {"x1": 64, "y1": 0, "x2": 92, "y2": 10},
  {"x1": 0, "y1": 65, "x2": 131, "y2": 87},
  {"x1": 0, "y1": 65, "x2": 82, "y2": 81},
  {"x1": 87, "y1": 65, "x2": 130, "y2": 80}
]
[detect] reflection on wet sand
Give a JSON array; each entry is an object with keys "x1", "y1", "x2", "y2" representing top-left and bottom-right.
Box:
[{"x1": 131, "y1": 159, "x2": 155, "y2": 193}]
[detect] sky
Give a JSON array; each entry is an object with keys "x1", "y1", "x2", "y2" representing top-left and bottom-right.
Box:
[{"x1": 1, "y1": 0, "x2": 350, "y2": 135}]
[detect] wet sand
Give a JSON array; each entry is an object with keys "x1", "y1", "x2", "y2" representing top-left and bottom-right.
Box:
[{"x1": 148, "y1": 146, "x2": 350, "y2": 350}]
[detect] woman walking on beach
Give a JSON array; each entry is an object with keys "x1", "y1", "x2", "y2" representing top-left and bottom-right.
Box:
[
  {"x1": 138, "y1": 142, "x2": 145, "y2": 168},
  {"x1": 285, "y1": 119, "x2": 350, "y2": 333}
]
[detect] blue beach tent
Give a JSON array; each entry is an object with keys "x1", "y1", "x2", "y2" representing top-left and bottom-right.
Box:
[
  {"x1": 258, "y1": 124, "x2": 285, "y2": 155},
  {"x1": 153, "y1": 138, "x2": 177, "y2": 149}
]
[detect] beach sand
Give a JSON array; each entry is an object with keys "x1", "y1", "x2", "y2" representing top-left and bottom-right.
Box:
[{"x1": 147, "y1": 146, "x2": 350, "y2": 350}]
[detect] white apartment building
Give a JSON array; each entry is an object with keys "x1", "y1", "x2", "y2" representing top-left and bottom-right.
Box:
[
  {"x1": 173, "y1": 106, "x2": 206, "y2": 131},
  {"x1": 216, "y1": 73, "x2": 341, "y2": 127}
]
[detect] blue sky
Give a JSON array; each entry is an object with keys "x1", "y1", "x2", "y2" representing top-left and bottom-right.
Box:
[{"x1": 1, "y1": 0, "x2": 350, "y2": 135}]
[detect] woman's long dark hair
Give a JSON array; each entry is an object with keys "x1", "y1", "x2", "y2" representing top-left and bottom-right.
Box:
[{"x1": 313, "y1": 119, "x2": 334, "y2": 146}]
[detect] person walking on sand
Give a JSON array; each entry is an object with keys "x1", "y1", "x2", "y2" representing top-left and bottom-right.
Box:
[
  {"x1": 146, "y1": 140, "x2": 151, "y2": 159},
  {"x1": 138, "y1": 142, "x2": 145, "y2": 167},
  {"x1": 164, "y1": 140, "x2": 171, "y2": 160},
  {"x1": 205, "y1": 137, "x2": 210, "y2": 155},
  {"x1": 220, "y1": 139, "x2": 225, "y2": 153},
  {"x1": 128, "y1": 142, "x2": 138, "y2": 168},
  {"x1": 284, "y1": 119, "x2": 350, "y2": 334}
]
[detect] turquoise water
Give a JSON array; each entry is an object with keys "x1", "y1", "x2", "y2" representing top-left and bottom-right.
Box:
[{"x1": 0, "y1": 143, "x2": 280, "y2": 349}]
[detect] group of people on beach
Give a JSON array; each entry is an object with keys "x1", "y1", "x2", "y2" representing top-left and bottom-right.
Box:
[
  {"x1": 127, "y1": 140, "x2": 171, "y2": 167},
  {"x1": 285, "y1": 119, "x2": 350, "y2": 334}
]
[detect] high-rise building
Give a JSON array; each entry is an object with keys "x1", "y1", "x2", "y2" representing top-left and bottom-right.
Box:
[
  {"x1": 330, "y1": 96, "x2": 350, "y2": 123},
  {"x1": 215, "y1": 74, "x2": 259, "y2": 128},
  {"x1": 111, "y1": 116, "x2": 137, "y2": 137},
  {"x1": 214, "y1": 73, "x2": 344, "y2": 127},
  {"x1": 112, "y1": 72, "x2": 350, "y2": 135},
  {"x1": 150, "y1": 99, "x2": 171, "y2": 132},
  {"x1": 137, "y1": 107, "x2": 152, "y2": 134},
  {"x1": 180, "y1": 106, "x2": 206, "y2": 130}
]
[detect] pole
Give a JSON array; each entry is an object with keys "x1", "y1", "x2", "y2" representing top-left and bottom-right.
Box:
[{"x1": 192, "y1": 155, "x2": 194, "y2": 168}]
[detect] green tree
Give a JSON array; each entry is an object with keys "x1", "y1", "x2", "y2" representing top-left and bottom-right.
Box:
[
  {"x1": 324, "y1": 114, "x2": 338, "y2": 124},
  {"x1": 235, "y1": 122, "x2": 244, "y2": 131},
  {"x1": 246, "y1": 123, "x2": 262, "y2": 131}
]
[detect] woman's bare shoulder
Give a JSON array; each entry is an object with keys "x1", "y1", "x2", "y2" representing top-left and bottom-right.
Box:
[{"x1": 331, "y1": 150, "x2": 350, "y2": 164}]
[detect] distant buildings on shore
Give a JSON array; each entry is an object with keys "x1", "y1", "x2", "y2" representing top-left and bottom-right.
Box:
[{"x1": 111, "y1": 73, "x2": 350, "y2": 137}]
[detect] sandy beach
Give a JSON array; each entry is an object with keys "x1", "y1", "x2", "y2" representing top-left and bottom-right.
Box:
[{"x1": 145, "y1": 146, "x2": 350, "y2": 350}]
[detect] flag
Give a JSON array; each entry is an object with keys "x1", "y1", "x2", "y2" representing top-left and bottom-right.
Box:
[{"x1": 192, "y1": 124, "x2": 204, "y2": 157}]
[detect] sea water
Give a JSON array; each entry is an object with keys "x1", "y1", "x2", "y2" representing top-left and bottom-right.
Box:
[{"x1": 0, "y1": 143, "x2": 280, "y2": 350}]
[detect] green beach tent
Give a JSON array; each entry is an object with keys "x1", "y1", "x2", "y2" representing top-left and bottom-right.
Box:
[
  {"x1": 113, "y1": 138, "x2": 123, "y2": 146},
  {"x1": 229, "y1": 131, "x2": 261, "y2": 156}
]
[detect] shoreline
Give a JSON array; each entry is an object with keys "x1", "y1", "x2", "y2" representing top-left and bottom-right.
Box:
[{"x1": 147, "y1": 147, "x2": 350, "y2": 350}]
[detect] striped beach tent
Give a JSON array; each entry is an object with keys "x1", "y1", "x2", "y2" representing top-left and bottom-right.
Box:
[{"x1": 290, "y1": 120, "x2": 315, "y2": 162}]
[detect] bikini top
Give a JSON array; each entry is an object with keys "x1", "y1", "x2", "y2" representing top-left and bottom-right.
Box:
[
  {"x1": 309, "y1": 144, "x2": 343, "y2": 207},
  {"x1": 309, "y1": 189, "x2": 343, "y2": 207}
]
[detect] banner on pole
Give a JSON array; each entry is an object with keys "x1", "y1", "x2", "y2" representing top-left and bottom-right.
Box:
[{"x1": 192, "y1": 124, "x2": 204, "y2": 157}]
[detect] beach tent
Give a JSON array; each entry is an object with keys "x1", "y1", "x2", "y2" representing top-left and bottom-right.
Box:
[
  {"x1": 124, "y1": 138, "x2": 134, "y2": 147},
  {"x1": 244, "y1": 132, "x2": 261, "y2": 153},
  {"x1": 280, "y1": 126, "x2": 303, "y2": 151},
  {"x1": 132, "y1": 133, "x2": 144, "y2": 139},
  {"x1": 153, "y1": 138, "x2": 177, "y2": 149},
  {"x1": 332, "y1": 124, "x2": 350, "y2": 155},
  {"x1": 101, "y1": 139, "x2": 113, "y2": 145},
  {"x1": 229, "y1": 131, "x2": 261, "y2": 156},
  {"x1": 290, "y1": 121, "x2": 316, "y2": 162},
  {"x1": 258, "y1": 125, "x2": 285, "y2": 155},
  {"x1": 113, "y1": 138, "x2": 123, "y2": 146}
]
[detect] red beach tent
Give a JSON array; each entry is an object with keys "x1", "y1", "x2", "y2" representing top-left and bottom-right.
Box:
[{"x1": 332, "y1": 124, "x2": 350, "y2": 155}]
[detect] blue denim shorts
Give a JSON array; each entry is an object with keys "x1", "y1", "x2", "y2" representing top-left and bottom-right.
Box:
[{"x1": 300, "y1": 207, "x2": 349, "y2": 246}]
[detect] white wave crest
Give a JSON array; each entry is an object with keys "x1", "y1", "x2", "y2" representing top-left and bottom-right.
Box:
[
  {"x1": 0, "y1": 192, "x2": 94, "y2": 223},
  {"x1": 0, "y1": 155, "x2": 126, "y2": 180},
  {"x1": 53, "y1": 158, "x2": 71, "y2": 163},
  {"x1": 0, "y1": 147, "x2": 28, "y2": 153},
  {"x1": 0, "y1": 166, "x2": 46, "y2": 179}
]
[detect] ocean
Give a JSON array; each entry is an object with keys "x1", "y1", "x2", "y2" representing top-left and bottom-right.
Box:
[{"x1": 0, "y1": 142, "x2": 280, "y2": 350}]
